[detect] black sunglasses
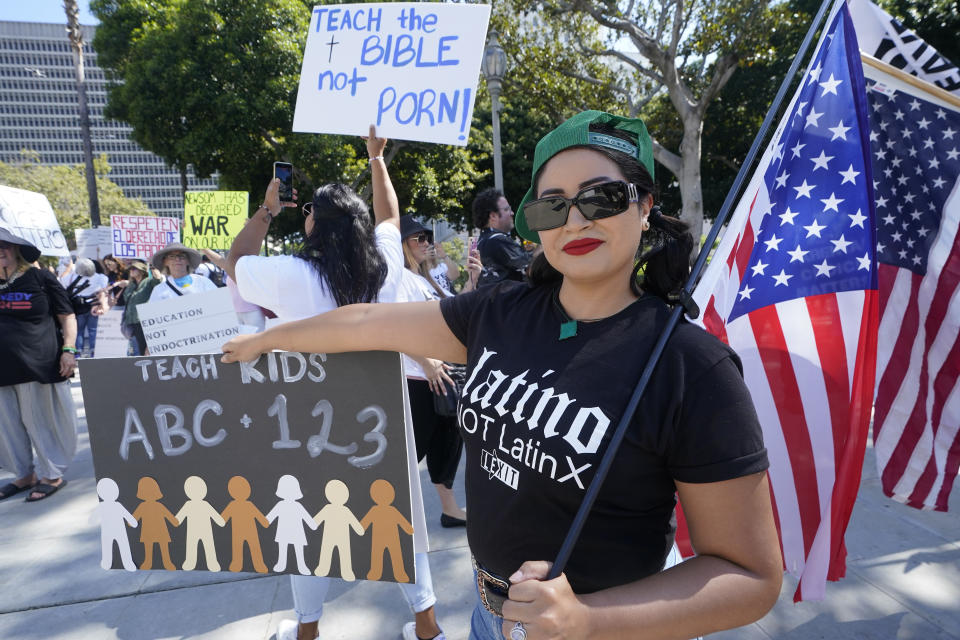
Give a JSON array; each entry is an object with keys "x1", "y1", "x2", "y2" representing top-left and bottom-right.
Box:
[{"x1": 523, "y1": 180, "x2": 641, "y2": 232}]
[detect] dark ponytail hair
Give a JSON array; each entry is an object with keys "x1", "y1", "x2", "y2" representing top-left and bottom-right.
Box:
[
  {"x1": 528, "y1": 122, "x2": 693, "y2": 304},
  {"x1": 297, "y1": 183, "x2": 388, "y2": 307},
  {"x1": 636, "y1": 206, "x2": 693, "y2": 301}
]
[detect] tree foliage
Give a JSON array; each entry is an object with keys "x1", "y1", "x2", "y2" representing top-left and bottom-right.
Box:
[
  {"x1": 91, "y1": 0, "x2": 485, "y2": 239},
  {"x1": 496, "y1": 0, "x2": 778, "y2": 250},
  {"x1": 0, "y1": 151, "x2": 154, "y2": 249}
]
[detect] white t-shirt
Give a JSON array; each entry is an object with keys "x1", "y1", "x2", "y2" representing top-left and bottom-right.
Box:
[
  {"x1": 147, "y1": 274, "x2": 218, "y2": 303},
  {"x1": 234, "y1": 222, "x2": 404, "y2": 322},
  {"x1": 398, "y1": 268, "x2": 448, "y2": 379},
  {"x1": 429, "y1": 262, "x2": 455, "y2": 296},
  {"x1": 60, "y1": 271, "x2": 108, "y2": 299}
]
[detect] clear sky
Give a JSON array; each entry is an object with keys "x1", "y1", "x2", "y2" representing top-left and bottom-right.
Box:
[{"x1": 1, "y1": 0, "x2": 99, "y2": 26}]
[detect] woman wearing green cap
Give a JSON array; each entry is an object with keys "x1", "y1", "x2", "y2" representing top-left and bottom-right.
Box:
[{"x1": 222, "y1": 111, "x2": 782, "y2": 639}]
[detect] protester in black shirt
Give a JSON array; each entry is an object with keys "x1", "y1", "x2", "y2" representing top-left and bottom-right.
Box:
[
  {"x1": 472, "y1": 188, "x2": 531, "y2": 287},
  {"x1": 223, "y1": 111, "x2": 782, "y2": 640},
  {"x1": 0, "y1": 229, "x2": 78, "y2": 503}
]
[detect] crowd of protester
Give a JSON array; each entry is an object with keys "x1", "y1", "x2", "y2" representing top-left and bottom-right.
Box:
[{"x1": 1, "y1": 114, "x2": 781, "y2": 640}]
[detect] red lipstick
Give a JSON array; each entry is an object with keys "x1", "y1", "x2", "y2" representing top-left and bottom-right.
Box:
[{"x1": 562, "y1": 238, "x2": 604, "y2": 255}]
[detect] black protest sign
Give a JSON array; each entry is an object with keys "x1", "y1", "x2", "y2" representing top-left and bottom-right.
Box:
[{"x1": 78, "y1": 351, "x2": 416, "y2": 583}]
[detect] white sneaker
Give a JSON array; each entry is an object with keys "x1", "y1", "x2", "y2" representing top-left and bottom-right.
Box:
[
  {"x1": 277, "y1": 619, "x2": 298, "y2": 640},
  {"x1": 402, "y1": 621, "x2": 446, "y2": 640}
]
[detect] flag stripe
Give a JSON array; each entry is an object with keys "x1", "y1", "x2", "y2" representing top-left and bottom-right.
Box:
[
  {"x1": 734, "y1": 217, "x2": 757, "y2": 277},
  {"x1": 928, "y1": 231, "x2": 960, "y2": 428},
  {"x1": 873, "y1": 271, "x2": 922, "y2": 442},
  {"x1": 728, "y1": 316, "x2": 807, "y2": 574},
  {"x1": 875, "y1": 265, "x2": 912, "y2": 377},
  {"x1": 750, "y1": 304, "x2": 821, "y2": 556},
  {"x1": 807, "y1": 295, "x2": 851, "y2": 469},
  {"x1": 703, "y1": 296, "x2": 730, "y2": 345},
  {"x1": 933, "y1": 380, "x2": 960, "y2": 509},
  {"x1": 824, "y1": 291, "x2": 877, "y2": 585},
  {"x1": 877, "y1": 249, "x2": 896, "y2": 318}
]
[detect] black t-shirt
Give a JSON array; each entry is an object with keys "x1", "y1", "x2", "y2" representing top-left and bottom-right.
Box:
[
  {"x1": 0, "y1": 268, "x2": 73, "y2": 386},
  {"x1": 477, "y1": 228, "x2": 531, "y2": 286},
  {"x1": 439, "y1": 282, "x2": 768, "y2": 593}
]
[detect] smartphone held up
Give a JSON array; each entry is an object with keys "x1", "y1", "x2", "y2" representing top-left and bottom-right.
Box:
[{"x1": 273, "y1": 162, "x2": 294, "y2": 204}]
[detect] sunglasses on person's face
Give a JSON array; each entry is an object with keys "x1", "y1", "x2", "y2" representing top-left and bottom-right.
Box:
[
  {"x1": 412, "y1": 233, "x2": 430, "y2": 245},
  {"x1": 523, "y1": 180, "x2": 641, "y2": 232},
  {"x1": 167, "y1": 253, "x2": 189, "y2": 261}
]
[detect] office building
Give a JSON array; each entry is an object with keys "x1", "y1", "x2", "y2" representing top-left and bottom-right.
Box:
[{"x1": 0, "y1": 21, "x2": 217, "y2": 219}]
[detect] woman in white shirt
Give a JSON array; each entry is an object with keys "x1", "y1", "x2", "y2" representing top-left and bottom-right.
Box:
[
  {"x1": 224, "y1": 127, "x2": 448, "y2": 640},
  {"x1": 147, "y1": 243, "x2": 217, "y2": 303}
]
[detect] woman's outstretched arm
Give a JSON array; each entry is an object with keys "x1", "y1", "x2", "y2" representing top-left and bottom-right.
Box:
[{"x1": 221, "y1": 299, "x2": 466, "y2": 365}]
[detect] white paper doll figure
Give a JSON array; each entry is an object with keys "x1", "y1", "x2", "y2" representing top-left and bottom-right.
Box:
[
  {"x1": 93, "y1": 478, "x2": 137, "y2": 571},
  {"x1": 175, "y1": 476, "x2": 226, "y2": 572},
  {"x1": 265, "y1": 474, "x2": 317, "y2": 575},
  {"x1": 312, "y1": 479, "x2": 364, "y2": 580}
]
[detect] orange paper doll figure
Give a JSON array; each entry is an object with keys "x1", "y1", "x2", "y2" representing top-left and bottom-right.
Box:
[
  {"x1": 221, "y1": 475, "x2": 269, "y2": 573},
  {"x1": 94, "y1": 477, "x2": 137, "y2": 571},
  {"x1": 175, "y1": 476, "x2": 225, "y2": 571},
  {"x1": 265, "y1": 474, "x2": 317, "y2": 575},
  {"x1": 131, "y1": 476, "x2": 179, "y2": 571},
  {"x1": 359, "y1": 479, "x2": 413, "y2": 583},
  {"x1": 312, "y1": 479, "x2": 364, "y2": 580}
]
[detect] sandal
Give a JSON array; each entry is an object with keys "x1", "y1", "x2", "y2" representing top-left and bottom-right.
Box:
[
  {"x1": 25, "y1": 478, "x2": 68, "y2": 502},
  {"x1": 0, "y1": 482, "x2": 33, "y2": 500}
]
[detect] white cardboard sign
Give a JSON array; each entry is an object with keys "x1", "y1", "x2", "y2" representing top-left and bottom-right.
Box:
[
  {"x1": 137, "y1": 288, "x2": 241, "y2": 356},
  {"x1": 0, "y1": 185, "x2": 69, "y2": 257},
  {"x1": 76, "y1": 227, "x2": 115, "y2": 260},
  {"x1": 292, "y1": 2, "x2": 491, "y2": 145},
  {"x1": 94, "y1": 307, "x2": 130, "y2": 358}
]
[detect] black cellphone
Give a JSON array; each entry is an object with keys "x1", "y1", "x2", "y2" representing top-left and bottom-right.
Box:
[{"x1": 273, "y1": 161, "x2": 294, "y2": 203}]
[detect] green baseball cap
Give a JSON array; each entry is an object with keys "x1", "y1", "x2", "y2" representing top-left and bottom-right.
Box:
[{"x1": 515, "y1": 110, "x2": 655, "y2": 243}]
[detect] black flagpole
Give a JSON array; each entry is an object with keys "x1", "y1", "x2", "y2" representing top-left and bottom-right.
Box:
[{"x1": 546, "y1": 0, "x2": 838, "y2": 580}]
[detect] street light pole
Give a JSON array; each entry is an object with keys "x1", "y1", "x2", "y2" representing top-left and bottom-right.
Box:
[
  {"x1": 481, "y1": 30, "x2": 507, "y2": 193},
  {"x1": 64, "y1": 0, "x2": 101, "y2": 227}
]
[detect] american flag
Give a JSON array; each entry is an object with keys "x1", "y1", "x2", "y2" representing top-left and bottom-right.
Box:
[
  {"x1": 691, "y1": 5, "x2": 878, "y2": 601},
  {"x1": 864, "y1": 63, "x2": 960, "y2": 512}
]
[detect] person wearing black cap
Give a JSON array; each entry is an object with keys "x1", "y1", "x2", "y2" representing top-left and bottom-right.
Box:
[
  {"x1": 0, "y1": 228, "x2": 79, "y2": 502},
  {"x1": 223, "y1": 111, "x2": 781, "y2": 640}
]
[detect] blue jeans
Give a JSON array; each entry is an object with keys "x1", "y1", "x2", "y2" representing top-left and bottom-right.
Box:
[
  {"x1": 290, "y1": 551, "x2": 437, "y2": 623},
  {"x1": 469, "y1": 593, "x2": 505, "y2": 640},
  {"x1": 75, "y1": 312, "x2": 98, "y2": 356}
]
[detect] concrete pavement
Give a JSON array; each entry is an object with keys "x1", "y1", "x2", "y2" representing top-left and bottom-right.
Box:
[{"x1": 0, "y1": 376, "x2": 957, "y2": 639}]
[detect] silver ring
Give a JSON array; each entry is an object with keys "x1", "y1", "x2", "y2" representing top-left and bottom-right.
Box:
[{"x1": 510, "y1": 621, "x2": 527, "y2": 640}]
